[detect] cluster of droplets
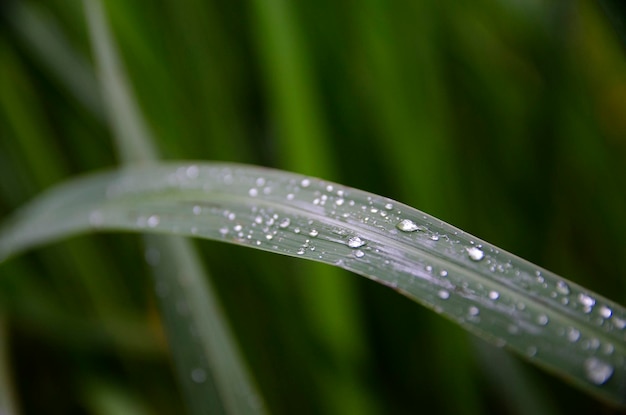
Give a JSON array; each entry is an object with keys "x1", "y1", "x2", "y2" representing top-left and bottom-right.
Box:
[{"x1": 137, "y1": 166, "x2": 625, "y2": 391}]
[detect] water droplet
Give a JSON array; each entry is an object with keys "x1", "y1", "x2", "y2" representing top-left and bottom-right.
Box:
[
  {"x1": 384, "y1": 203, "x2": 393, "y2": 210},
  {"x1": 279, "y1": 218, "x2": 291, "y2": 228},
  {"x1": 556, "y1": 280, "x2": 570, "y2": 295},
  {"x1": 584, "y1": 358, "x2": 613, "y2": 385},
  {"x1": 526, "y1": 346, "x2": 537, "y2": 357},
  {"x1": 425, "y1": 265, "x2": 433, "y2": 273},
  {"x1": 193, "y1": 205, "x2": 202, "y2": 215},
  {"x1": 227, "y1": 212, "x2": 236, "y2": 221},
  {"x1": 537, "y1": 315, "x2": 549, "y2": 326},
  {"x1": 294, "y1": 227, "x2": 301, "y2": 234},
  {"x1": 219, "y1": 227, "x2": 228, "y2": 236},
  {"x1": 466, "y1": 246, "x2": 485, "y2": 261},
  {"x1": 336, "y1": 198, "x2": 344, "y2": 206},
  {"x1": 396, "y1": 219, "x2": 419, "y2": 232},
  {"x1": 439, "y1": 270, "x2": 448, "y2": 277},
  {"x1": 567, "y1": 328, "x2": 581, "y2": 342},
  {"x1": 438, "y1": 290, "x2": 450, "y2": 300},
  {"x1": 612, "y1": 316, "x2": 626, "y2": 330},
  {"x1": 186, "y1": 165, "x2": 199, "y2": 179},
  {"x1": 468, "y1": 306, "x2": 480, "y2": 316},
  {"x1": 234, "y1": 224, "x2": 243, "y2": 232},
  {"x1": 579, "y1": 293, "x2": 595, "y2": 313},
  {"x1": 297, "y1": 248, "x2": 305, "y2": 255},
  {"x1": 430, "y1": 234, "x2": 440, "y2": 241},
  {"x1": 599, "y1": 305, "x2": 612, "y2": 319},
  {"x1": 286, "y1": 193, "x2": 295, "y2": 200},
  {"x1": 347, "y1": 236, "x2": 366, "y2": 248},
  {"x1": 249, "y1": 188, "x2": 258, "y2": 197},
  {"x1": 89, "y1": 210, "x2": 104, "y2": 227},
  {"x1": 256, "y1": 177, "x2": 266, "y2": 187},
  {"x1": 354, "y1": 250, "x2": 365, "y2": 258},
  {"x1": 309, "y1": 229, "x2": 319, "y2": 237},
  {"x1": 147, "y1": 215, "x2": 160, "y2": 228},
  {"x1": 488, "y1": 290, "x2": 500, "y2": 300},
  {"x1": 301, "y1": 178, "x2": 311, "y2": 188},
  {"x1": 265, "y1": 234, "x2": 273, "y2": 240},
  {"x1": 191, "y1": 368, "x2": 207, "y2": 383},
  {"x1": 326, "y1": 185, "x2": 334, "y2": 192}
]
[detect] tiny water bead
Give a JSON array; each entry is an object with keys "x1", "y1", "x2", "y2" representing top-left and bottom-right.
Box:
[
  {"x1": 347, "y1": 236, "x2": 366, "y2": 248},
  {"x1": 438, "y1": 290, "x2": 450, "y2": 300},
  {"x1": 278, "y1": 218, "x2": 291, "y2": 228},
  {"x1": 466, "y1": 246, "x2": 485, "y2": 262},
  {"x1": 488, "y1": 290, "x2": 500, "y2": 300},
  {"x1": 147, "y1": 215, "x2": 160, "y2": 228},
  {"x1": 396, "y1": 219, "x2": 419, "y2": 232},
  {"x1": 583, "y1": 358, "x2": 614, "y2": 385},
  {"x1": 556, "y1": 280, "x2": 570, "y2": 295},
  {"x1": 537, "y1": 314, "x2": 549, "y2": 326},
  {"x1": 309, "y1": 229, "x2": 319, "y2": 237},
  {"x1": 354, "y1": 250, "x2": 365, "y2": 258}
]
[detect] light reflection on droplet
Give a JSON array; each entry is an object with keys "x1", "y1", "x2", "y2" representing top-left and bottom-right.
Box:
[{"x1": 348, "y1": 236, "x2": 366, "y2": 248}]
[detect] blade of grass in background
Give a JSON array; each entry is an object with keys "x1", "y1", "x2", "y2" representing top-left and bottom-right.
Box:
[
  {"x1": 0, "y1": 161, "x2": 624, "y2": 407},
  {"x1": 83, "y1": 0, "x2": 264, "y2": 413}
]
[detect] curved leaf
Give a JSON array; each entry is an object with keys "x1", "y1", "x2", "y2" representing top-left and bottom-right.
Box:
[{"x1": 0, "y1": 162, "x2": 625, "y2": 406}]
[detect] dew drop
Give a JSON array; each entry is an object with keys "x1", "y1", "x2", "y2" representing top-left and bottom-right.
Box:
[
  {"x1": 488, "y1": 290, "x2": 500, "y2": 300},
  {"x1": 466, "y1": 246, "x2": 485, "y2": 262},
  {"x1": 249, "y1": 188, "x2": 258, "y2": 197},
  {"x1": 89, "y1": 210, "x2": 104, "y2": 227},
  {"x1": 336, "y1": 198, "x2": 345, "y2": 206},
  {"x1": 309, "y1": 229, "x2": 319, "y2": 237},
  {"x1": 567, "y1": 328, "x2": 581, "y2": 342},
  {"x1": 191, "y1": 368, "x2": 207, "y2": 384},
  {"x1": 347, "y1": 236, "x2": 366, "y2": 248},
  {"x1": 301, "y1": 178, "x2": 311, "y2": 188},
  {"x1": 599, "y1": 305, "x2": 612, "y2": 319},
  {"x1": 612, "y1": 316, "x2": 626, "y2": 330},
  {"x1": 354, "y1": 250, "x2": 365, "y2": 258},
  {"x1": 438, "y1": 290, "x2": 450, "y2": 300},
  {"x1": 584, "y1": 357, "x2": 614, "y2": 385},
  {"x1": 193, "y1": 205, "x2": 202, "y2": 215},
  {"x1": 439, "y1": 270, "x2": 448, "y2": 277},
  {"x1": 219, "y1": 227, "x2": 228, "y2": 236},
  {"x1": 255, "y1": 177, "x2": 266, "y2": 187},
  {"x1": 296, "y1": 248, "x2": 305, "y2": 255},
  {"x1": 227, "y1": 212, "x2": 236, "y2": 221},
  {"x1": 396, "y1": 219, "x2": 419, "y2": 232},
  {"x1": 186, "y1": 165, "x2": 199, "y2": 179},
  {"x1": 556, "y1": 280, "x2": 570, "y2": 295},
  {"x1": 147, "y1": 215, "x2": 160, "y2": 228},
  {"x1": 279, "y1": 218, "x2": 291, "y2": 228},
  {"x1": 286, "y1": 193, "x2": 295, "y2": 200},
  {"x1": 430, "y1": 234, "x2": 440, "y2": 241},
  {"x1": 384, "y1": 203, "x2": 393, "y2": 210},
  {"x1": 579, "y1": 293, "x2": 595, "y2": 313},
  {"x1": 468, "y1": 306, "x2": 480, "y2": 317},
  {"x1": 537, "y1": 315, "x2": 549, "y2": 326}
]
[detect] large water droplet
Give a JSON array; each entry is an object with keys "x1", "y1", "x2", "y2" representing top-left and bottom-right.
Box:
[
  {"x1": 396, "y1": 219, "x2": 419, "y2": 232},
  {"x1": 348, "y1": 236, "x2": 366, "y2": 248},
  {"x1": 466, "y1": 246, "x2": 485, "y2": 261},
  {"x1": 584, "y1": 358, "x2": 614, "y2": 385}
]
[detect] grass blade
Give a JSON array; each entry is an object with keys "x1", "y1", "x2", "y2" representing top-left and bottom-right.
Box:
[{"x1": 0, "y1": 161, "x2": 624, "y2": 407}]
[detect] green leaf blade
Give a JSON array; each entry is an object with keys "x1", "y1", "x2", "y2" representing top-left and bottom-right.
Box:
[{"x1": 1, "y1": 161, "x2": 625, "y2": 406}]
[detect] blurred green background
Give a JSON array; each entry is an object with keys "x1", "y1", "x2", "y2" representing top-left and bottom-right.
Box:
[{"x1": 1, "y1": 0, "x2": 626, "y2": 414}]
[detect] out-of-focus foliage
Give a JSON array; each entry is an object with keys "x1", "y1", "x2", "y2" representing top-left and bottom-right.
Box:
[{"x1": 0, "y1": 0, "x2": 625, "y2": 414}]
